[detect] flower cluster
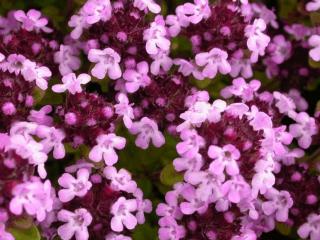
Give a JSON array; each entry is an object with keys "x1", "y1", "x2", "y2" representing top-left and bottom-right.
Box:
[{"x1": 157, "y1": 78, "x2": 318, "y2": 239}]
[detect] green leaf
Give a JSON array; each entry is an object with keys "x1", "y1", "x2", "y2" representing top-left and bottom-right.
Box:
[
  {"x1": 8, "y1": 222, "x2": 41, "y2": 240},
  {"x1": 309, "y1": 57, "x2": 320, "y2": 68},
  {"x1": 276, "y1": 223, "x2": 291, "y2": 236},
  {"x1": 132, "y1": 223, "x2": 158, "y2": 240},
  {"x1": 160, "y1": 163, "x2": 183, "y2": 186},
  {"x1": 279, "y1": 0, "x2": 298, "y2": 20}
]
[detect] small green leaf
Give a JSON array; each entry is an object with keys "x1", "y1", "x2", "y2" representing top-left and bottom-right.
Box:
[
  {"x1": 276, "y1": 223, "x2": 291, "y2": 236},
  {"x1": 8, "y1": 222, "x2": 41, "y2": 240},
  {"x1": 160, "y1": 163, "x2": 183, "y2": 186},
  {"x1": 309, "y1": 57, "x2": 320, "y2": 68}
]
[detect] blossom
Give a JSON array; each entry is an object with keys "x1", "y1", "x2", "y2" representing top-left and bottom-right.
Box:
[
  {"x1": 82, "y1": 0, "x2": 112, "y2": 24},
  {"x1": 133, "y1": 0, "x2": 161, "y2": 14},
  {"x1": 21, "y1": 60, "x2": 52, "y2": 90},
  {"x1": 52, "y1": 73, "x2": 91, "y2": 94},
  {"x1": 144, "y1": 16, "x2": 171, "y2": 55},
  {"x1": 110, "y1": 197, "x2": 138, "y2": 232},
  {"x1": 88, "y1": 48, "x2": 122, "y2": 80},
  {"x1": 36, "y1": 125, "x2": 66, "y2": 159},
  {"x1": 195, "y1": 48, "x2": 231, "y2": 79},
  {"x1": 173, "y1": 153, "x2": 203, "y2": 173},
  {"x1": 89, "y1": 133, "x2": 126, "y2": 165},
  {"x1": 104, "y1": 166, "x2": 137, "y2": 193},
  {"x1": 28, "y1": 105, "x2": 53, "y2": 126},
  {"x1": 123, "y1": 61, "x2": 151, "y2": 93},
  {"x1": 14, "y1": 9, "x2": 52, "y2": 33},
  {"x1": 166, "y1": 15, "x2": 181, "y2": 37},
  {"x1": 105, "y1": 234, "x2": 131, "y2": 240},
  {"x1": 298, "y1": 214, "x2": 320, "y2": 240},
  {"x1": 57, "y1": 208, "x2": 92, "y2": 240},
  {"x1": 9, "y1": 179, "x2": 53, "y2": 222},
  {"x1": 245, "y1": 18, "x2": 270, "y2": 63},
  {"x1": 114, "y1": 93, "x2": 134, "y2": 129},
  {"x1": 9, "y1": 134, "x2": 48, "y2": 178},
  {"x1": 54, "y1": 45, "x2": 81, "y2": 75},
  {"x1": 129, "y1": 117, "x2": 165, "y2": 149},
  {"x1": 158, "y1": 217, "x2": 186, "y2": 240},
  {"x1": 221, "y1": 175, "x2": 251, "y2": 203},
  {"x1": 176, "y1": 0, "x2": 211, "y2": 25},
  {"x1": 261, "y1": 189, "x2": 293, "y2": 222},
  {"x1": 179, "y1": 185, "x2": 208, "y2": 214},
  {"x1": 3, "y1": 54, "x2": 26, "y2": 75},
  {"x1": 208, "y1": 144, "x2": 241, "y2": 176},
  {"x1": 306, "y1": 0, "x2": 320, "y2": 12},
  {"x1": 176, "y1": 129, "x2": 205, "y2": 159},
  {"x1": 308, "y1": 35, "x2": 320, "y2": 62},
  {"x1": 58, "y1": 168, "x2": 92, "y2": 202},
  {"x1": 289, "y1": 112, "x2": 318, "y2": 149},
  {"x1": 134, "y1": 189, "x2": 153, "y2": 224},
  {"x1": 273, "y1": 91, "x2": 296, "y2": 116},
  {"x1": 221, "y1": 78, "x2": 261, "y2": 102},
  {"x1": 267, "y1": 35, "x2": 292, "y2": 64}
]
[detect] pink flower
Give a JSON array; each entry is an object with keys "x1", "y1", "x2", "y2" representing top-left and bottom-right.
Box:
[
  {"x1": 230, "y1": 54, "x2": 253, "y2": 79},
  {"x1": 89, "y1": 133, "x2": 126, "y2": 165},
  {"x1": 178, "y1": 101, "x2": 211, "y2": 131},
  {"x1": 54, "y1": 45, "x2": 81, "y2": 75},
  {"x1": 166, "y1": 15, "x2": 181, "y2": 37},
  {"x1": 208, "y1": 144, "x2": 241, "y2": 176},
  {"x1": 105, "y1": 233, "x2": 131, "y2": 240},
  {"x1": 104, "y1": 166, "x2": 137, "y2": 193},
  {"x1": 245, "y1": 18, "x2": 270, "y2": 63},
  {"x1": 144, "y1": 16, "x2": 171, "y2": 55},
  {"x1": 179, "y1": 185, "x2": 208, "y2": 214},
  {"x1": 134, "y1": 0, "x2": 161, "y2": 13},
  {"x1": 261, "y1": 189, "x2": 293, "y2": 222},
  {"x1": 21, "y1": 60, "x2": 52, "y2": 90},
  {"x1": 57, "y1": 208, "x2": 92, "y2": 240},
  {"x1": 14, "y1": 9, "x2": 52, "y2": 33},
  {"x1": 288, "y1": 89, "x2": 308, "y2": 111},
  {"x1": 110, "y1": 197, "x2": 138, "y2": 232},
  {"x1": 88, "y1": 48, "x2": 122, "y2": 80},
  {"x1": 267, "y1": 35, "x2": 292, "y2": 64},
  {"x1": 195, "y1": 48, "x2": 231, "y2": 78},
  {"x1": 176, "y1": 0, "x2": 211, "y2": 25},
  {"x1": 221, "y1": 175, "x2": 251, "y2": 203},
  {"x1": 150, "y1": 50, "x2": 173, "y2": 75},
  {"x1": 289, "y1": 112, "x2": 318, "y2": 149},
  {"x1": 207, "y1": 99, "x2": 227, "y2": 123},
  {"x1": 68, "y1": 14, "x2": 89, "y2": 40},
  {"x1": 273, "y1": 91, "x2": 296, "y2": 116},
  {"x1": 82, "y1": 0, "x2": 112, "y2": 24},
  {"x1": 9, "y1": 134, "x2": 48, "y2": 178},
  {"x1": 176, "y1": 129, "x2": 205, "y2": 159},
  {"x1": 306, "y1": 0, "x2": 320, "y2": 11},
  {"x1": 3, "y1": 54, "x2": 26, "y2": 75},
  {"x1": 115, "y1": 93, "x2": 134, "y2": 129},
  {"x1": 58, "y1": 168, "x2": 92, "y2": 202},
  {"x1": 28, "y1": 105, "x2": 53, "y2": 126},
  {"x1": 173, "y1": 153, "x2": 203, "y2": 173},
  {"x1": 298, "y1": 214, "x2": 320, "y2": 240},
  {"x1": 0, "y1": 223, "x2": 14, "y2": 240},
  {"x1": 123, "y1": 61, "x2": 151, "y2": 93},
  {"x1": 10, "y1": 179, "x2": 53, "y2": 222},
  {"x1": 158, "y1": 217, "x2": 186, "y2": 240},
  {"x1": 156, "y1": 190, "x2": 183, "y2": 220},
  {"x1": 184, "y1": 170, "x2": 225, "y2": 202},
  {"x1": 309, "y1": 35, "x2": 320, "y2": 62},
  {"x1": 52, "y1": 73, "x2": 91, "y2": 94},
  {"x1": 133, "y1": 189, "x2": 152, "y2": 224},
  {"x1": 129, "y1": 117, "x2": 165, "y2": 149},
  {"x1": 36, "y1": 125, "x2": 66, "y2": 159}
]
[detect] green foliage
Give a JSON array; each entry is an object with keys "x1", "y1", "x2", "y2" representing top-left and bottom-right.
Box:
[{"x1": 7, "y1": 221, "x2": 40, "y2": 240}]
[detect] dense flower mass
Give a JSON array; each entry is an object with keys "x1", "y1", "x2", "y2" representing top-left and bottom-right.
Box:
[{"x1": 0, "y1": 0, "x2": 320, "y2": 240}]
